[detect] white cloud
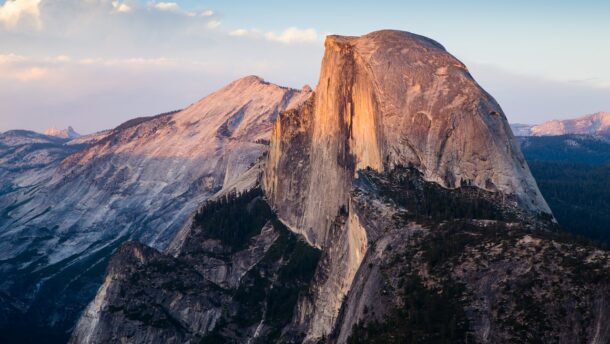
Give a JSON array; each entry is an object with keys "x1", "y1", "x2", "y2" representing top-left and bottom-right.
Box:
[
  {"x1": 229, "y1": 27, "x2": 318, "y2": 44},
  {"x1": 112, "y1": 1, "x2": 131, "y2": 13},
  {"x1": 83, "y1": 57, "x2": 171, "y2": 66},
  {"x1": 229, "y1": 28, "x2": 253, "y2": 37},
  {"x1": 264, "y1": 27, "x2": 318, "y2": 44},
  {"x1": 152, "y1": 2, "x2": 179, "y2": 11},
  {"x1": 0, "y1": 2, "x2": 324, "y2": 133},
  {"x1": 207, "y1": 20, "x2": 220, "y2": 29},
  {"x1": 0, "y1": 0, "x2": 41, "y2": 29},
  {"x1": 230, "y1": 27, "x2": 319, "y2": 44},
  {"x1": 189, "y1": 9, "x2": 214, "y2": 17}
]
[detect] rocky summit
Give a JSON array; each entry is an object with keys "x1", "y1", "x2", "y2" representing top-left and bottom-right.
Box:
[
  {"x1": 67, "y1": 30, "x2": 609, "y2": 344},
  {"x1": 265, "y1": 30, "x2": 549, "y2": 248},
  {"x1": 44, "y1": 126, "x2": 82, "y2": 139}
]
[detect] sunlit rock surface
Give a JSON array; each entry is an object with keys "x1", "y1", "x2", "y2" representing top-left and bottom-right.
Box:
[
  {"x1": 265, "y1": 30, "x2": 550, "y2": 248},
  {"x1": 263, "y1": 30, "x2": 551, "y2": 340},
  {"x1": 44, "y1": 126, "x2": 81, "y2": 139},
  {"x1": 512, "y1": 112, "x2": 610, "y2": 136},
  {"x1": 0, "y1": 76, "x2": 310, "y2": 340}
]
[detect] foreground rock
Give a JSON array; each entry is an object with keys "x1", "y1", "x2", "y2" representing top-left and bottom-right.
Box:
[
  {"x1": 331, "y1": 167, "x2": 609, "y2": 344},
  {"x1": 70, "y1": 188, "x2": 321, "y2": 344},
  {"x1": 72, "y1": 167, "x2": 609, "y2": 344}
]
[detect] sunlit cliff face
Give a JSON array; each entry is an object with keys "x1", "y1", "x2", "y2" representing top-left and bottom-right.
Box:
[
  {"x1": 262, "y1": 30, "x2": 552, "y2": 340},
  {"x1": 265, "y1": 30, "x2": 550, "y2": 248}
]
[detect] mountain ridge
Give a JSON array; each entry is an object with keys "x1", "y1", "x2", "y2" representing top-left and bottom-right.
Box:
[
  {"x1": 511, "y1": 112, "x2": 610, "y2": 136},
  {"x1": 0, "y1": 75, "x2": 311, "y2": 342}
]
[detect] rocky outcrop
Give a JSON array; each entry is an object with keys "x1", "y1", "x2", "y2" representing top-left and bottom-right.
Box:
[
  {"x1": 70, "y1": 188, "x2": 321, "y2": 344},
  {"x1": 0, "y1": 76, "x2": 310, "y2": 341},
  {"x1": 263, "y1": 29, "x2": 551, "y2": 341},
  {"x1": 512, "y1": 112, "x2": 610, "y2": 136},
  {"x1": 44, "y1": 126, "x2": 81, "y2": 139},
  {"x1": 330, "y1": 167, "x2": 610, "y2": 344},
  {"x1": 264, "y1": 30, "x2": 549, "y2": 248}
]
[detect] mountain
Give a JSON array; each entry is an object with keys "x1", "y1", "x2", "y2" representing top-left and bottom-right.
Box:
[
  {"x1": 263, "y1": 30, "x2": 550, "y2": 340},
  {"x1": 511, "y1": 112, "x2": 610, "y2": 136},
  {"x1": 70, "y1": 30, "x2": 609, "y2": 344},
  {"x1": 43, "y1": 126, "x2": 82, "y2": 139},
  {"x1": 0, "y1": 76, "x2": 311, "y2": 343}
]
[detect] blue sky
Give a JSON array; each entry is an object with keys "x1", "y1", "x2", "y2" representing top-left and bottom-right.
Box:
[{"x1": 1, "y1": 0, "x2": 609, "y2": 133}]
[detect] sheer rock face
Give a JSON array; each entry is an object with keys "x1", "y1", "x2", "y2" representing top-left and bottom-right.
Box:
[
  {"x1": 264, "y1": 30, "x2": 550, "y2": 249},
  {"x1": 70, "y1": 191, "x2": 322, "y2": 344},
  {"x1": 0, "y1": 76, "x2": 311, "y2": 339},
  {"x1": 263, "y1": 29, "x2": 551, "y2": 341}
]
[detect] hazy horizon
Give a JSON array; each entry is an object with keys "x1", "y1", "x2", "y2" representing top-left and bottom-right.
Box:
[{"x1": 1, "y1": 0, "x2": 609, "y2": 134}]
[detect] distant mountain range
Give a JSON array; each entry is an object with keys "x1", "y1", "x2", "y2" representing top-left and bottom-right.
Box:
[{"x1": 511, "y1": 112, "x2": 610, "y2": 136}]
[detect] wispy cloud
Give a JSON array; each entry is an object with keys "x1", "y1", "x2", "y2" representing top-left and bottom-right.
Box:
[
  {"x1": 229, "y1": 28, "x2": 259, "y2": 37},
  {"x1": 152, "y1": 2, "x2": 179, "y2": 11},
  {"x1": 0, "y1": 53, "x2": 53, "y2": 81},
  {"x1": 264, "y1": 27, "x2": 318, "y2": 44},
  {"x1": 0, "y1": 53, "x2": 176, "y2": 84},
  {"x1": 207, "y1": 20, "x2": 221, "y2": 29},
  {"x1": 230, "y1": 27, "x2": 318, "y2": 44},
  {"x1": 77, "y1": 57, "x2": 172, "y2": 66}
]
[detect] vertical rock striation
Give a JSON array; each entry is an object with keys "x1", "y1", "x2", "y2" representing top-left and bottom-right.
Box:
[
  {"x1": 263, "y1": 30, "x2": 552, "y2": 341},
  {"x1": 265, "y1": 30, "x2": 549, "y2": 248}
]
